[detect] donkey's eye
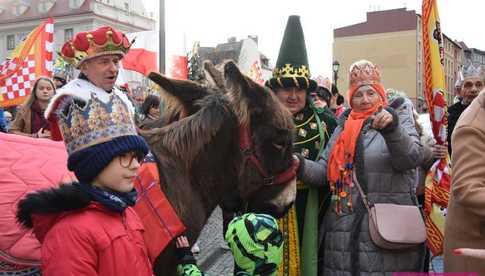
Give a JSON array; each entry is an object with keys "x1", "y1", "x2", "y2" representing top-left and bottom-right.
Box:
[{"x1": 272, "y1": 142, "x2": 285, "y2": 150}]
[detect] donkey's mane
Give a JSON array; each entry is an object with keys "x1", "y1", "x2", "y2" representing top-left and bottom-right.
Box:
[{"x1": 143, "y1": 93, "x2": 235, "y2": 168}]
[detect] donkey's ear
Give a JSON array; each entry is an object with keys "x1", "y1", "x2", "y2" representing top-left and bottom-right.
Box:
[
  {"x1": 224, "y1": 61, "x2": 266, "y2": 105},
  {"x1": 223, "y1": 60, "x2": 252, "y2": 100},
  {"x1": 148, "y1": 72, "x2": 209, "y2": 103},
  {"x1": 203, "y1": 61, "x2": 225, "y2": 90},
  {"x1": 148, "y1": 72, "x2": 210, "y2": 114},
  {"x1": 223, "y1": 61, "x2": 246, "y2": 88}
]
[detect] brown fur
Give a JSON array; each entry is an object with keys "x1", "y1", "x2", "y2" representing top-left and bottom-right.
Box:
[{"x1": 144, "y1": 61, "x2": 296, "y2": 275}]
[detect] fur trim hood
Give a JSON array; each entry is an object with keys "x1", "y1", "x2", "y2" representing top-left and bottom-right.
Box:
[{"x1": 16, "y1": 183, "x2": 91, "y2": 241}]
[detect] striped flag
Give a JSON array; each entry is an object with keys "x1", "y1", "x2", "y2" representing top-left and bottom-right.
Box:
[
  {"x1": 247, "y1": 60, "x2": 264, "y2": 85},
  {"x1": 422, "y1": 0, "x2": 451, "y2": 256},
  {"x1": 0, "y1": 18, "x2": 54, "y2": 107}
]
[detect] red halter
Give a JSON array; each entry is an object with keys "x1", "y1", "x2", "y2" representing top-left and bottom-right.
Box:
[{"x1": 239, "y1": 124, "x2": 299, "y2": 186}]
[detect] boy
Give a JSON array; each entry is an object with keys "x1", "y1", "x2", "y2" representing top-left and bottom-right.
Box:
[{"x1": 17, "y1": 91, "x2": 153, "y2": 275}]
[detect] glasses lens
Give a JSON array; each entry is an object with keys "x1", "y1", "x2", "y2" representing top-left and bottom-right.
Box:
[
  {"x1": 119, "y1": 152, "x2": 144, "y2": 168},
  {"x1": 135, "y1": 152, "x2": 145, "y2": 163}
]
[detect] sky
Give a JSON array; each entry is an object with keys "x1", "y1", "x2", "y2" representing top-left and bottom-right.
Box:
[{"x1": 142, "y1": 0, "x2": 484, "y2": 78}]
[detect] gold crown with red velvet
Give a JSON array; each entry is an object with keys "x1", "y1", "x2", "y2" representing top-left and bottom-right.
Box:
[
  {"x1": 61, "y1": 26, "x2": 132, "y2": 68},
  {"x1": 349, "y1": 60, "x2": 382, "y2": 88}
]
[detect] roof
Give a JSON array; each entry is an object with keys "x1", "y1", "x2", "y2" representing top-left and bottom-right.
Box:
[
  {"x1": 443, "y1": 33, "x2": 462, "y2": 49},
  {"x1": 199, "y1": 40, "x2": 243, "y2": 64},
  {"x1": 458, "y1": 41, "x2": 469, "y2": 51},
  {"x1": 469, "y1": 48, "x2": 485, "y2": 55},
  {"x1": 334, "y1": 8, "x2": 417, "y2": 38}
]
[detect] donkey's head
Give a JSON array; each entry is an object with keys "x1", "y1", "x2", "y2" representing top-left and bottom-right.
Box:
[
  {"x1": 218, "y1": 61, "x2": 297, "y2": 218},
  {"x1": 145, "y1": 61, "x2": 296, "y2": 218}
]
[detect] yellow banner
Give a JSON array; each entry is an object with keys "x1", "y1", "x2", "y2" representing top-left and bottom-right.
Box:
[
  {"x1": 426, "y1": 0, "x2": 446, "y2": 94},
  {"x1": 422, "y1": 0, "x2": 451, "y2": 256}
]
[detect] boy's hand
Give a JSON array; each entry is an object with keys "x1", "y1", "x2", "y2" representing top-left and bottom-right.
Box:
[{"x1": 176, "y1": 235, "x2": 190, "y2": 249}]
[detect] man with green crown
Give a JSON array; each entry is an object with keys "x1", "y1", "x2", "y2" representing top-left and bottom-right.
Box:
[{"x1": 265, "y1": 15, "x2": 337, "y2": 276}]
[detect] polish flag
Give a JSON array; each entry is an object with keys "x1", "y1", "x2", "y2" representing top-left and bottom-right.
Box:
[{"x1": 122, "y1": 31, "x2": 158, "y2": 76}]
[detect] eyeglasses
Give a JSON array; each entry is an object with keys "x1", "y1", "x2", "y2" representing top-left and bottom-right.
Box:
[
  {"x1": 310, "y1": 93, "x2": 324, "y2": 101},
  {"x1": 463, "y1": 81, "x2": 484, "y2": 89},
  {"x1": 119, "y1": 151, "x2": 145, "y2": 168}
]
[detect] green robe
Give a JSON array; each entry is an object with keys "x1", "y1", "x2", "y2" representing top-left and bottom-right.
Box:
[{"x1": 277, "y1": 105, "x2": 336, "y2": 276}]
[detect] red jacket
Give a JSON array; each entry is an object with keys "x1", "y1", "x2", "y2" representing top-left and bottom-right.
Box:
[{"x1": 17, "y1": 184, "x2": 153, "y2": 276}]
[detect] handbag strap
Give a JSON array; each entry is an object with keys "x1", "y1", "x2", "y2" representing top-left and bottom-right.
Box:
[{"x1": 352, "y1": 172, "x2": 372, "y2": 212}]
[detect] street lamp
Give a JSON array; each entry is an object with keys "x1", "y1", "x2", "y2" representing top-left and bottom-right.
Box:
[{"x1": 332, "y1": 60, "x2": 340, "y2": 90}]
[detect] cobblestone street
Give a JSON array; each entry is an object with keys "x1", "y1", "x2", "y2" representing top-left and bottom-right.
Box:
[{"x1": 195, "y1": 207, "x2": 234, "y2": 274}]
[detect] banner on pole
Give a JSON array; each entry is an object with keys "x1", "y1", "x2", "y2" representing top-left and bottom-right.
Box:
[
  {"x1": 0, "y1": 18, "x2": 54, "y2": 107},
  {"x1": 422, "y1": 0, "x2": 451, "y2": 256}
]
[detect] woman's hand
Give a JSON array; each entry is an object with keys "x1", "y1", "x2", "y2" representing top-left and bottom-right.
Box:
[
  {"x1": 371, "y1": 109, "x2": 393, "y2": 130},
  {"x1": 432, "y1": 143, "x2": 448, "y2": 159},
  {"x1": 454, "y1": 248, "x2": 485, "y2": 260}
]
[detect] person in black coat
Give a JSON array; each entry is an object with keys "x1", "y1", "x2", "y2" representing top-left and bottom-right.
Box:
[{"x1": 448, "y1": 65, "x2": 483, "y2": 154}]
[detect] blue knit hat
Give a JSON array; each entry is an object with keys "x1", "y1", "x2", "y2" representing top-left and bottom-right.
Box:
[
  {"x1": 68, "y1": 135, "x2": 148, "y2": 183},
  {"x1": 46, "y1": 91, "x2": 149, "y2": 183}
]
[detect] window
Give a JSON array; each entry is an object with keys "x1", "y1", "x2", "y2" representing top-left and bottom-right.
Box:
[
  {"x1": 69, "y1": 0, "x2": 85, "y2": 9},
  {"x1": 7, "y1": 34, "x2": 15, "y2": 50},
  {"x1": 17, "y1": 32, "x2": 28, "y2": 42},
  {"x1": 38, "y1": 0, "x2": 55, "y2": 13},
  {"x1": 12, "y1": 3, "x2": 28, "y2": 16},
  {"x1": 64, "y1": 28, "x2": 73, "y2": 42}
]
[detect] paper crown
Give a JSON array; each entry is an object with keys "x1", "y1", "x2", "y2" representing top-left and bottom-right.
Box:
[
  {"x1": 61, "y1": 26, "x2": 131, "y2": 68},
  {"x1": 349, "y1": 60, "x2": 382, "y2": 88},
  {"x1": 56, "y1": 93, "x2": 137, "y2": 155}
]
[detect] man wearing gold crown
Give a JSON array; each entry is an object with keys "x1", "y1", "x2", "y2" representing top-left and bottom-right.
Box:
[
  {"x1": 265, "y1": 15, "x2": 337, "y2": 276},
  {"x1": 447, "y1": 63, "x2": 484, "y2": 154},
  {"x1": 47, "y1": 26, "x2": 135, "y2": 141}
]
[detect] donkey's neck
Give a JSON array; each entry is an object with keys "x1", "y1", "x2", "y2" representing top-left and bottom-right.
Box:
[
  {"x1": 156, "y1": 150, "x2": 239, "y2": 242},
  {"x1": 155, "y1": 127, "x2": 240, "y2": 241},
  {"x1": 147, "y1": 93, "x2": 241, "y2": 241}
]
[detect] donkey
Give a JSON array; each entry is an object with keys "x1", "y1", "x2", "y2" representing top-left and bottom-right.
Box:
[{"x1": 142, "y1": 61, "x2": 298, "y2": 274}]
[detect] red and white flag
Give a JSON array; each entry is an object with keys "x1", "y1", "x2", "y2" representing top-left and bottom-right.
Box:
[
  {"x1": 0, "y1": 18, "x2": 54, "y2": 107},
  {"x1": 170, "y1": 55, "x2": 188, "y2": 80},
  {"x1": 122, "y1": 31, "x2": 158, "y2": 76}
]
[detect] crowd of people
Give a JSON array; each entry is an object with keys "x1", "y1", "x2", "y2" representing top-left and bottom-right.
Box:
[{"x1": 1, "y1": 15, "x2": 485, "y2": 276}]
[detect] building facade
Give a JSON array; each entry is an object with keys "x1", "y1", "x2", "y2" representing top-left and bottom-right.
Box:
[
  {"x1": 333, "y1": 8, "x2": 465, "y2": 110},
  {"x1": 443, "y1": 34, "x2": 464, "y2": 103},
  {"x1": 198, "y1": 36, "x2": 272, "y2": 80},
  {"x1": 0, "y1": 0, "x2": 156, "y2": 63}
]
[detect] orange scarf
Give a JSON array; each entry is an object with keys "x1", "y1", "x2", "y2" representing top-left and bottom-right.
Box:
[{"x1": 327, "y1": 84, "x2": 387, "y2": 185}]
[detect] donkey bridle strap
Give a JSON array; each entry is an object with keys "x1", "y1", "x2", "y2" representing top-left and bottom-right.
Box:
[{"x1": 239, "y1": 124, "x2": 299, "y2": 186}]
